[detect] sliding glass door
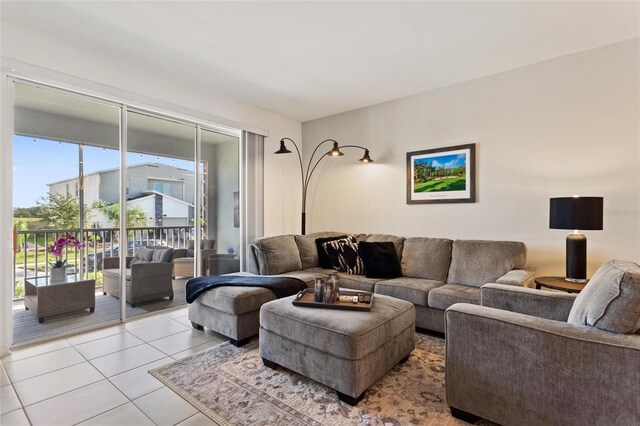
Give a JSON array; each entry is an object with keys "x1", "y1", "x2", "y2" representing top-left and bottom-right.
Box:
[
  {"x1": 8, "y1": 79, "x2": 252, "y2": 347},
  {"x1": 200, "y1": 129, "x2": 241, "y2": 276},
  {"x1": 124, "y1": 110, "x2": 196, "y2": 316},
  {"x1": 12, "y1": 82, "x2": 122, "y2": 344}
]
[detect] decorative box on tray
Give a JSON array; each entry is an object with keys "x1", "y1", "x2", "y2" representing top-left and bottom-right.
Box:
[{"x1": 292, "y1": 288, "x2": 374, "y2": 311}]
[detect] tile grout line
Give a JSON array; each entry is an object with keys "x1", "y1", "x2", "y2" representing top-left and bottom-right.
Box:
[
  {"x1": 4, "y1": 346, "x2": 86, "y2": 385},
  {"x1": 4, "y1": 308, "x2": 192, "y2": 425}
]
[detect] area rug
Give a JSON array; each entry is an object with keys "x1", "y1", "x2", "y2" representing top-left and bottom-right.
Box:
[{"x1": 150, "y1": 333, "x2": 484, "y2": 426}]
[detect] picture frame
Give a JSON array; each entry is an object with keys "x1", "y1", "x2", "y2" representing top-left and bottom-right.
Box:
[{"x1": 406, "y1": 143, "x2": 476, "y2": 204}]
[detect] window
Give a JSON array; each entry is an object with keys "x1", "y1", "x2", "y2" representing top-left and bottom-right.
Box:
[
  {"x1": 74, "y1": 182, "x2": 79, "y2": 197},
  {"x1": 149, "y1": 180, "x2": 173, "y2": 196}
]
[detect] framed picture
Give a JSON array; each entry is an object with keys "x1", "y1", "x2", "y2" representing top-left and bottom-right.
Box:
[{"x1": 406, "y1": 143, "x2": 476, "y2": 204}]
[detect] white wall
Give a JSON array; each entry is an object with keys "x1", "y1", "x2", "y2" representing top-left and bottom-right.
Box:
[
  {"x1": 302, "y1": 39, "x2": 640, "y2": 277},
  {"x1": 127, "y1": 196, "x2": 156, "y2": 227},
  {"x1": 1, "y1": 20, "x2": 302, "y2": 237}
]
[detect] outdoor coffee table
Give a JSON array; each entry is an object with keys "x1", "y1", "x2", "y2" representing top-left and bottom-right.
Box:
[
  {"x1": 24, "y1": 275, "x2": 95, "y2": 323},
  {"x1": 259, "y1": 293, "x2": 415, "y2": 405}
]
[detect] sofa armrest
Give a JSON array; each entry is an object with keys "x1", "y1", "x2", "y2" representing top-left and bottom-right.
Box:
[
  {"x1": 247, "y1": 243, "x2": 260, "y2": 274},
  {"x1": 99, "y1": 256, "x2": 133, "y2": 270},
  {"x1": 496, "y1": 267, "x2": 536, "y2": 287},
  {"x1": 481, "y1": 283, "x2": 578, "y2": 322},
  {"x1": 445, "y1": 304, "x2": 640, "y2": 426}
]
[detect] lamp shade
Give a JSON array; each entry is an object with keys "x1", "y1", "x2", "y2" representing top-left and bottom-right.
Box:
[{"x1": 549, "y1": 197, "x2": 603, "y2": 230}]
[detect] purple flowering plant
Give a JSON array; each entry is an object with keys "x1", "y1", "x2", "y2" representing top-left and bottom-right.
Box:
[{"x1": 48, "y1": 233, "x2": 83, "y2": 268}]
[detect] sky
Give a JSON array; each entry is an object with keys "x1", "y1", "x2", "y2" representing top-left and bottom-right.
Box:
[
  {"x1": 12, "y1": 135, "x2": 194, "y2": 208},
  {"x1": 415, "y1": 153, "x2": 466, "y2": 169}
]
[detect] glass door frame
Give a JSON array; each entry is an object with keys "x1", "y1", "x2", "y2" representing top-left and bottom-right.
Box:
[{"x1": 2, "y1": 75, "x2": 248, "y2": 352}]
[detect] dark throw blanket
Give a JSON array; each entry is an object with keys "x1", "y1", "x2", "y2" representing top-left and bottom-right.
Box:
[{"x1": 185, "y1": 275, "x2": 307, "y2": 304}]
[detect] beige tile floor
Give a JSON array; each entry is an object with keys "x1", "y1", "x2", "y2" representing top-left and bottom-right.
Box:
[{"x1": 1, "y1": 306, "x2": 224, "y2": 426}]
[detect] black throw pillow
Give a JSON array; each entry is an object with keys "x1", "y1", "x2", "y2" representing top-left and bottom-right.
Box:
[
  {"x1": 358, "y1": 241, "x2": 401, "y2": 279},
  {"x1": 315, "y1": 235, "x2": 348, "y2": 269}
]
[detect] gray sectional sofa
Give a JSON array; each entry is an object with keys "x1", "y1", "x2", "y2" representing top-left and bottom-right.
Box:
[{"x1": 248, "y1": 231, "x2": 535, "y2": 333}]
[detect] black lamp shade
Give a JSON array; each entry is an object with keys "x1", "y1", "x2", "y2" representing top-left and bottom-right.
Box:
[
  {"x1": 274, "y1": 140, "x2": 291, "y2": 154},
  {"x1": 549, "y1": 197, "x2": 603, "y2": 230}
]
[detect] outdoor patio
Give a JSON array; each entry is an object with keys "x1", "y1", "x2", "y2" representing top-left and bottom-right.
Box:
[{"x1": 12, "y1": 279, "x2": 188, "y2": 345}]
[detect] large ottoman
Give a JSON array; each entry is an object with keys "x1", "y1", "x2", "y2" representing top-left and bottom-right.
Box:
[
  {"x1": 189, "y1": 277, "x2": 277, "y2": 346},
  {"x1": 259, "y1": 293, "x2": 416, "y2": 405}
]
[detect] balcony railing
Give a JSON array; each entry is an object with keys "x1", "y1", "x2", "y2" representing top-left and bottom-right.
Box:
[{"x1": 13, "y1": 225, "x2": 195, "y2": 300}]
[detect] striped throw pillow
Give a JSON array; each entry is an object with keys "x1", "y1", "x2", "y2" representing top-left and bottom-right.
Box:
[{"x1": 322, "y1": 235, "x2": 365, "y2": 275}]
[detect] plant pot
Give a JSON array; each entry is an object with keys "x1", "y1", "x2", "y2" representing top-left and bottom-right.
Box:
[{"x1": 50, "y1": 266, "x2": 67, "y2": 284}]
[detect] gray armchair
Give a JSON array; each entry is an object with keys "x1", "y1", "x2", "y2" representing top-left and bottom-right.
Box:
[
  {"x1": 101, "y1": 254, "x2": 174, "y2": 307},
  {"x1": 445, "y1": 284, "x2": 640, "y2": 426}
]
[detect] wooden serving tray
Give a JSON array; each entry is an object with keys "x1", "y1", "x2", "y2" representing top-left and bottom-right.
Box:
[{"x1": 292, "y1": 288, "x2": 374, "y2": 311}]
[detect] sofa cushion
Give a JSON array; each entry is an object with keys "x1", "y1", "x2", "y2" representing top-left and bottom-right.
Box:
[
  {"x1": 359, "y1": 241, "x2": 401, "y2": 278},
  {"x1": 323, "y1": 236, "x2": 364, "y2": 274},
  {"x1": 275, "y1": 270, "x2": 328, "y2": 286},
  {"x1": 336, "y1": 273, "x2": 381, "y2": 293},
  {"x1": 196, "y1": 285, "x2": 276, "y2": 315},
  {"x1": 130, "y1": 247, "x2": 153, "y2": 265},
  {"x1": 151, "y1": 248, "x2": 173, "y2": 263},
  {"x1": 253, "y1": 234, "x2": 302, "y2": 275},
  {"x1": 428, "y1": 283, "x2": 480, "y2": 310},
  {"x1": 102, "y1": 268, "x2": 132, "y2": 281},
  {"x1": 295, "y1": 231, "x2": 346, "y2": 270},
  {"x1": 568, "y1": 260, "x2": 640, "y2": 334},
  {"x1": 447, "y1": 240, "x2": 526, "y2": 287},
  {"x1": 139, "y1": 247, "x2": 154, "y2": 262},
  {"x1": 375, "y1": 277, "x2": 443, "y2": 306},
  {"x1": 315, "y1": 235, "x2": 348, "y2": 269},
  {"x1": 365, "y1": 234, "x2": 405, "y2": 262},
  {"x1": 401, "y1": 237, "x2": 452, "y2": 282}
]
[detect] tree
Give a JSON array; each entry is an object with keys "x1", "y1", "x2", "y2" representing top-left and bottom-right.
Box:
[
  {"x1": 13, "y1": 206, "x2": 43, "y2": 218},
  {"x1": 37, "y1": 193, "x2": 85, "y2": 229},
  {"x1": 92, "y1": 200, "x2": 148, "y2": 228}
]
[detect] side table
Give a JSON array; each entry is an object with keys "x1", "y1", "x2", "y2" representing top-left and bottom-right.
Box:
[
  {"x1": 534, "y1": 276, "x2": 587, "y2": 294},
  {"x1": 25, "y1": 275, "x2": 96, "y2": 323}
]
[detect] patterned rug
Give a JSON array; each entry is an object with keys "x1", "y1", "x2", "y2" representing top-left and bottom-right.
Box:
[{"x1": 150, "y1": 333, "x2": 482, "y2": 426}]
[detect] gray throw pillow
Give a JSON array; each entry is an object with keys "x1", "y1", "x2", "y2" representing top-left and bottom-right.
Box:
[
  {"x1": 136, "y1": 247, "x2": 154, "y2": 262},
  {"x1": 152, "y1": 248, "x2": 173, "y2": 263},
  {"x1": 253, "y1": 234, "x2": 302, "y2": 275},
  {"x1": 567, "y1": 259, "x2": 640, "y2": 334}
]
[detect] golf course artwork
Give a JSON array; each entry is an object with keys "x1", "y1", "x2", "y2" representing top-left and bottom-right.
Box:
[{"x1": 406, "y1": 143, "x2": 476, "y2": 204}]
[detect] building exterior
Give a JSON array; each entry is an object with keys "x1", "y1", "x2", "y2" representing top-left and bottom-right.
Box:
[{"x1": 48, "y1": 163, "x2": 195, "y2": 227}]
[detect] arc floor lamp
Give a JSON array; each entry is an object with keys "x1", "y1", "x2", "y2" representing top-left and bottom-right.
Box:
[{"x1": 275, "y1": 138, "x2": 373, "y2": 235}]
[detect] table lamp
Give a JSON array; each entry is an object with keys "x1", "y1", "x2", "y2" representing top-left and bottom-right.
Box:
[{"x1": 549, "y1": 196, "x2": 603, "y2": 282}]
